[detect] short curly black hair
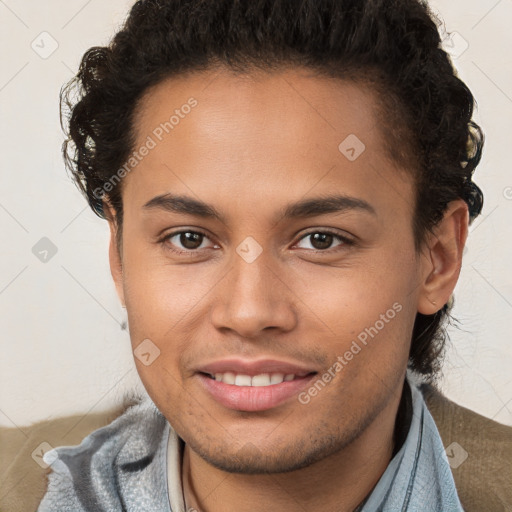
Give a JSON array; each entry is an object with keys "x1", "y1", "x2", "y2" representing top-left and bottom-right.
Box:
[{"x1": 60, "y1": 0, "x2": 484, "y2": 381}]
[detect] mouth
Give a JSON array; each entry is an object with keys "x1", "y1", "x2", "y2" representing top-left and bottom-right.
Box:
[{"x1": 196, "y1": 368, "x2": 318, "y2": 412}]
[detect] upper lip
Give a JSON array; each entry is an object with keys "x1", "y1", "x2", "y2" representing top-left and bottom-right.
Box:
[{"x1": 196, "y1": 358, "x2": 318, "y2": 377}]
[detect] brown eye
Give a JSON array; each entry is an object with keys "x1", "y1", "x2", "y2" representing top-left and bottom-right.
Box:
[
  {"x1": 295, "y1": 230, "x2": 354, "y2": 252},
  {"x1": 178, "y1": 231, "x2": 204, "y2": 250},
  {"x1": 161, "y1": 229, "x2": 217, "y2": 254},
  {"x1": 309, "y1": 232, "x2": 334, "y2": 250}
]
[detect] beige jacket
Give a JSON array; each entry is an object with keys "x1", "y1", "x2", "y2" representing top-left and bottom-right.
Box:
[{"x1": 1, "y1": 385, "x2": 511, "y2": 512}]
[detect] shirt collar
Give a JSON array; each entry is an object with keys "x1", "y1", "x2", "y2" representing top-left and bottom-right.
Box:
[
  {"x1": 167, "y1": 424, "x2": 186, "y2": 511},
  {"x1": 358, "y1": 372, "x2": 463, "y2": 511}
]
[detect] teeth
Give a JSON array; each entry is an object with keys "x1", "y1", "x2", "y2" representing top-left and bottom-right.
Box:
[
  {"x1": 218, "y1": 371, "x2": 236, "y2": 384},
  {"x1": 210, "y1": 372, "x2": 298, "y2": 387},
  {"x1": 252, "y1": 374, "x2": 271, "y2": 387},
  {"x1": 234, "y1": 374, "x2": 252, "y2": 386},
  {"x1": 270, "y1": 373, "x2": 285, "y2": 384}
]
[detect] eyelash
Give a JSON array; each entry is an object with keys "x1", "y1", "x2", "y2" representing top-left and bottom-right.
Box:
[{"x1": 158, "y1": 228, "x2": 355, "y2": 256}]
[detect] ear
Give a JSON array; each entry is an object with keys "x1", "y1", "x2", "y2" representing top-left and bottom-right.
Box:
[
  {"x1": 104, "y1": 202, "x2": 125, "y2": 307},
  {"x1": 417, "y1": 199, "x2": 469, "y2": 315}
]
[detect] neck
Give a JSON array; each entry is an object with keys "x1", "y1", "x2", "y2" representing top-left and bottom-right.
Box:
[{"x1": 181, "y1": 380, "x2": 408, "y2": 512}]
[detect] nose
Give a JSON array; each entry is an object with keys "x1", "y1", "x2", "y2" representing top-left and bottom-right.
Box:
[{"x1": 210, "y1": 247, "x2": 298, "y2": 338}]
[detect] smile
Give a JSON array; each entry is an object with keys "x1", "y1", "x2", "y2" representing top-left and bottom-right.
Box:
[{"x1": 197, "y1": 371, "x2": 317, "y2": 411}]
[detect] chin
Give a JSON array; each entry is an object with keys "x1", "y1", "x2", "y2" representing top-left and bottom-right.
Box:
[{"x1": 183, "y1": 427, "x2": 355, "y2": 475}]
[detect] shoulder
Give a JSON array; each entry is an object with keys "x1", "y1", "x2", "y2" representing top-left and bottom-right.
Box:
[
  {"x1": 0, "y1": 399, "x2": 132, "y2": 512},
  {"x1": 37, "y1": 395, "x2": 169, "y2": 511},
  {"x1": 420, "y1": 383, "x2": 512, "y2": 511},
  {"x1": 0, "y1": 394, "x2": 166, "y2": 512}
]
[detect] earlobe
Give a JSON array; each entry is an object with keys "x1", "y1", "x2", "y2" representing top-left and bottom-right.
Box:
[
  {"x1": 417, "y1": 200, "x2": 469, "y2": 315},
  {"x1": 105, "y1": 203, "x2": 125, "y2": 307}
]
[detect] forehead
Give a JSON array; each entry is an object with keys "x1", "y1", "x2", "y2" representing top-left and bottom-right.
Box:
[
  {"x1": 134, "y1": 66, "x2": 382, "y2": 149},
  {"x1": 124, "y1": 66, "x2": 414, "y2": 222}
]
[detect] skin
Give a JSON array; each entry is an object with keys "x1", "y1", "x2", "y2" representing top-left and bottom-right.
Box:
[{"x1": 106, "y1": 66, "x2": 468, "y2": 512}]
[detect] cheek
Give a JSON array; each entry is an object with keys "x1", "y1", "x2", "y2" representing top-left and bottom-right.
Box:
[
  {"x1": 121, "y1": 247, "x2": 221, "y2": 394},
  {"x1": 294, "y1": 251, "x2": 417, "y2": 377},
  {"x1": 291, "y1": 252, "x2": 414, "y2": 331},
  {"x1": 122, "y1": 242, "x2": 214, "y2": 328}
]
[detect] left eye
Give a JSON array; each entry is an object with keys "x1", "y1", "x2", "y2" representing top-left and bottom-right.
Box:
[
  {"x1": 295, "y1": 231, "x2": 352, "y2": 251},
  {"x1": 162, "y1": 230, "x2": 216, "y2": 252}
]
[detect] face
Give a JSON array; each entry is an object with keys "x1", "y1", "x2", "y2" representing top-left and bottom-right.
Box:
[{"x1": 109, "y1": 66, "x2": 432, "y2": 473}]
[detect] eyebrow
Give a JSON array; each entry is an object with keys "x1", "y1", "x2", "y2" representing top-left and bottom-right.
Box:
[{"x1": 142, "y1": 193, "x2": 376, "y2": 224}]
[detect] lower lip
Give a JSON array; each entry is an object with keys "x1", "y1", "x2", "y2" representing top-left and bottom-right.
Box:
[{"x1": 197, "y1": 373, "x2": 316, "y2": 412}]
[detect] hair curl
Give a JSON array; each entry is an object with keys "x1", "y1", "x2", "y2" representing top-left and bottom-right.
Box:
[{"x1": 60, "y1": 0, "x2": 484, "y2": 381}]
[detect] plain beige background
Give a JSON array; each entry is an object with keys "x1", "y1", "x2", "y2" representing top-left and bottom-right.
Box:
[{"x1": 0, "y1": 0, "x2": 511, "y2": 428}]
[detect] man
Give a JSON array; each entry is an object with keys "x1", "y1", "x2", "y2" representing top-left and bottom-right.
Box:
[{"x1": 35, "y1": 0, "x2": 511, "y2": 510}]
